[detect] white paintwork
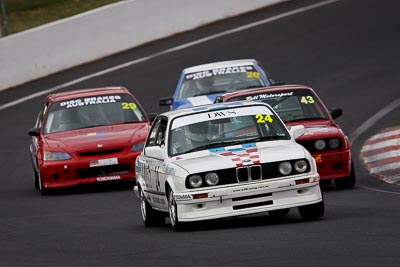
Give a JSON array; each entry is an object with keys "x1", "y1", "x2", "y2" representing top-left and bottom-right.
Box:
[{"x1": 135, "y1": 102, "x2": 322, "y2": 225}]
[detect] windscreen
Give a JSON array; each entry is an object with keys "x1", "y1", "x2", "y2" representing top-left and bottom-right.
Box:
[
  {"x1": 44, "y1": 93, "x2": 146, "y2": 134},
  {"x1": 169, "y1": 105, "x2": 289, "y2": 156},
  {"x1": 228, "y1": 89, "x2": 330, "y2": 123},
  {"x1": 177, "y1": 65, "x2": 266, "y2": 99}
]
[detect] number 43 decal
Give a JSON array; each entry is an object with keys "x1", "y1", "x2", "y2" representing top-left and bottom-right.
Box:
[
  {"x1": 301, "y1": 96, "x2": 314, "y2": 104},
  {"x1": 255, "y1": 114, "x2": 273, "y2": 123}
]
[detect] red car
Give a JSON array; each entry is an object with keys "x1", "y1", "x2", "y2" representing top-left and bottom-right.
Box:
[
  {"x1": 215, "y1": 84, "x2": 355, "y2": 189},
  {"x1": 28, "y1": 87, "x2": 152, "y2": 194}
]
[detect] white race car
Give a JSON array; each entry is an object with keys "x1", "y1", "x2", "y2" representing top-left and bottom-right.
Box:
[{"x1": 134, "y1": 101, "x2": 324, "y2": 230}]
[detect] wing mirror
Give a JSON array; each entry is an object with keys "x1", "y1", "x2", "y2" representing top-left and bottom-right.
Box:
[
  {"x1": 144, "y1": 146, "x2": 164, "y2": 160},
  {"x1": 289, "y1": 125, "x2": 305, "y2": 140},
  {"x1": 159, "y1": 97, "x2": 173, "y2": 106},
  {"x1": 28, "y1": 127, "x2": 40, "y2": 137},
  {"x1": 329, "y1": 108, "x2": 342, "y2": 120}
]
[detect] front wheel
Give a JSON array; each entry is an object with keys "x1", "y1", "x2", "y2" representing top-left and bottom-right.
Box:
[
  {"x1": 168, "y1": 189, "x2": 185, "y2": 231},
  {"x1": 138, "y1": 186, "x2": 165, "y2": 227},
  {"x1": 334, "y1": 161, "x2": 356, "y2": 189},
  {"x1": 298, "y1": 200, "x2": 324, "y2": 220}
]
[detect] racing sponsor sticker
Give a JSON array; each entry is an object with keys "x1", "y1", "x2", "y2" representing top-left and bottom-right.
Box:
[
  {"x1": 90, "y1": 157, "x2": 118, "y2": 167},
  {"x1": 96, "y1": 175, "x2": 121, "y2": 182},
  {"x1": 60, "y1": 95, "x2": 122, "y2": 108},
  {"x1": 172, "y1": 105, "x2": 273, "y2": 129},
  {"x1": 185, "y1": 65, "x2": 254, "y2": 80},
  {"x1": 245, "y1": 92, "x2": 294, "y2": 101},
  {"x1": 175, "y1": 194, "x2": 192, "y2": 201}
]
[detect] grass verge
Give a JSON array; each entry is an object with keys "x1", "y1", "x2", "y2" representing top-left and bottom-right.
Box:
[{"x1": 1, "y1": 0, "x2": 122, "y2": 35}]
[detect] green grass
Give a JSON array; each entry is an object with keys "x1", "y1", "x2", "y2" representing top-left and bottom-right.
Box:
[{"x1": 1, "y1": 0, "x2": 122, "y2": 35}]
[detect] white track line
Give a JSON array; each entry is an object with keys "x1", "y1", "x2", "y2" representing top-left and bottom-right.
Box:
[
  {"x1": 363, "y1": 150, "x2": 400, "y2": 163},
  {"x1": 0, "y1": 0, "x2": 340, "y2": 112},
  {"x1": 370, "y1": 128, "x2": 400, "y2": 140},
  {"x1": 361, "y1": 139, "x2": 400, "y2": 152}
]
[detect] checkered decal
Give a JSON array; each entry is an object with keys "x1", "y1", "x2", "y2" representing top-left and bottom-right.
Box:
[{"x1": 210, "y1": 143, "x2": 260, "y2": 167}]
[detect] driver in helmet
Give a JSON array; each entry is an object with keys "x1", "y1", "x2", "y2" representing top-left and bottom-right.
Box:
[
  {"x1": 186, "y1": 121, "x2": 210, "y2": 148},
  {"x1": 193, "y1": 76, "x2": 214, "y2": 96}
]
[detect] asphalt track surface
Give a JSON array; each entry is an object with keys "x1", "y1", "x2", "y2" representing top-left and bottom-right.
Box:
[{"x1": 1, "y1": 0, "x2": 400, "y2": 266}]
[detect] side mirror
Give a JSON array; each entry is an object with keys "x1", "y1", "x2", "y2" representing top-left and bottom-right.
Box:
[
  {"x1": 160, "y1": 97, "x2": 173, "y2": 106},
  {"x1": 329, "y1": 108, "x2": 342, "y2": 120},
  {"x1": 289, "y1": 125, "x2": 305, "y2": 140},
  {"x1": 144, "y1": 146, "x2": 164, "y2": 160},
  {"x1": 28, "y1": 127, "x2": 40, "y2": 137}
]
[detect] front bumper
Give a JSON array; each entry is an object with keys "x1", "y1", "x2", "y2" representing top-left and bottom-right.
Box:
[
  {"x1": 312, "y1": 149, "x2": 351, "y2": 180},
  {"x1": 173, "y1": 174, "x2": 322, "y2": 222},
  {"x1": 39, "y1": 152, "x2": 140, "y2": 189}
]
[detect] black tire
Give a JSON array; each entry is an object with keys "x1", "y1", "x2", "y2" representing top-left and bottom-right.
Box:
[
  {"x1": 167, "y1": 188, "x2": 185, "y2": 231},
  {"x1": 334, "y1": 161, "x2": 356, "y2": 189},
  {"x1": 298, "y1": 200, "x2": 324, "y2": 220},
  {"x1": 138, "y1": 186, "x2": 165, "y2": 227},
  {"x1": 319, "y1": 179, "x2": 332, "y2": 187},
  {"x1": 33, "y1": 169, "x2": 39, "y2": 190},
  {"x1": 268, "y1": 208, "x2": 290, "y2": 217},
  {"x1": 37, "y1": 171, "x2": 49, "y2": 195}
]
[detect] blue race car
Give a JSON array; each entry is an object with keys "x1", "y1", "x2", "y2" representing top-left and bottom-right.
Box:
[{"x1": 160, "y1": 59, "x2": 274, "y2": 110}]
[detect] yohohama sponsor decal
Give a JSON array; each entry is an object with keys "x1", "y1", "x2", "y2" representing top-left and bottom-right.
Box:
[{"x1": 96, "y1": 175, "x2": 121, "y2": 182}]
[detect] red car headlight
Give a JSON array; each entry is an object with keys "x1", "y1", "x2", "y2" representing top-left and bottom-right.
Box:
[{"x1": 43, "y1": 151, "x2": 71, "y2": 161}]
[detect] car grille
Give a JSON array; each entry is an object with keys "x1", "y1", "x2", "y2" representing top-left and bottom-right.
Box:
[
  {"x1": 236, "y1": 165, "x2": 262, "y2": 182},
  {"x1": 76, "y1": 163, "x2": 131, "y2": 179},
  {"x1": 78, "y1": 148, "x2": 124, "y2": 157},
  {"x1": 185, "y1": 160, "x2": 308, "y2": 189}
]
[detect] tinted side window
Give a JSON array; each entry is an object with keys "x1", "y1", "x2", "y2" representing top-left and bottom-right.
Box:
[{"x1": 146, "y1": 119, "x2": 161, "y2": 147}]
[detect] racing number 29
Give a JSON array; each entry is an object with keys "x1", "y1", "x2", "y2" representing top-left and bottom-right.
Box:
[{"x1": 122, "y1": 102, "x2": 137, "y2": 109}]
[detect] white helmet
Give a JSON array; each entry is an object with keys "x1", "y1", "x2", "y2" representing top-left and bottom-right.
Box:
[{"x1": 186, "y1": 122, "x2": 209, "y2": 142}]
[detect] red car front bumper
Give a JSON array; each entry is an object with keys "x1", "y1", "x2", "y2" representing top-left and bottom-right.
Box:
[
  {"x1": 39, "y1": 151, "x2": 140, "y2": 189},
  {"x1": 312, "y1": 149, "x2": 351, "y2": 180}
]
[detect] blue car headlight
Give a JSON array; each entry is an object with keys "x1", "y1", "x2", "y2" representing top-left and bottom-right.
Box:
[
  {"x1": 43, "y1": 151, "x2": 71, "y2": 161},
  {"x1": 132, "y1": 142, "x2": 145, "y2": 152}
]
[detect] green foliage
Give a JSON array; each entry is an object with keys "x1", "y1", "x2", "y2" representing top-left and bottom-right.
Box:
[{"x1": 1, "y1": 0, "x2": 122, "y2": 35}]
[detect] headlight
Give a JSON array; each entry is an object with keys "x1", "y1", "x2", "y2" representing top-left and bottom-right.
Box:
[
  {"x1": 278, "y1": 161, "x2": 292, "y2": 175},
  {"x1": 315, "y1": 139, "x2": 326, "y2": 151},
  {"x1": 205, "y1": 172, "x2": 219, "y2": 186},
  {"x1": 294, "y1": 160, "x2": 308, "y2": 173},
  {"x1": 132, "y1": 142, "x2": 145, "y2": 152},
  {"x1": 328, "y1": 138, "x2": 340, "y2": 149},
  {"x1": 43, "y1": 151, "x2": 71, "y2": 161},
  {"x1": 188, "y1": 175, "x2": 203, "y2": 188}
]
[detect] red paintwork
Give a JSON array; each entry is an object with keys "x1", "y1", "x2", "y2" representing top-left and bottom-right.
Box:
[
  {"x1": 217, "y1": 85, "x2": 352, "y2": 180},
  {"x1": 30, "y1": 87, "x2": 151, "y2": 190}
]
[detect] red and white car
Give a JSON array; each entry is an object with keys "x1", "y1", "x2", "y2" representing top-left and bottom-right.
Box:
[
  {"x1": 28, "y1": 87, "x2": 152, "y2": 194},
  {"x1": 215, "y1": 85, "x2": 355, "y2": 189}
]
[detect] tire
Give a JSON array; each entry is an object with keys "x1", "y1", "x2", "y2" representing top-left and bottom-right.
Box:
[
  {"x1": 167, "y1": 188, "x2": 185, "y2": 231},
  {"x1": 298, "y1": 200, "x2": 324, "y2": 220},
  {"x1": 334, "y1": 161, "x2": 356, "y2": 189},
  {"x1": 319, "y1": 179, "x2": 332, "y2": 187},
  {"x1": 138, "y1": 186, "x2": 165, "y2": 227},
  {"x1": 37, "y1": 171, "x2": 49, "y2": 195},
  {"x1": 268, "y1": 208, "x2": 290, "y2": 217},
  {"x1": 33, "y1": 169, "x2": 39, "y2": 190}
]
